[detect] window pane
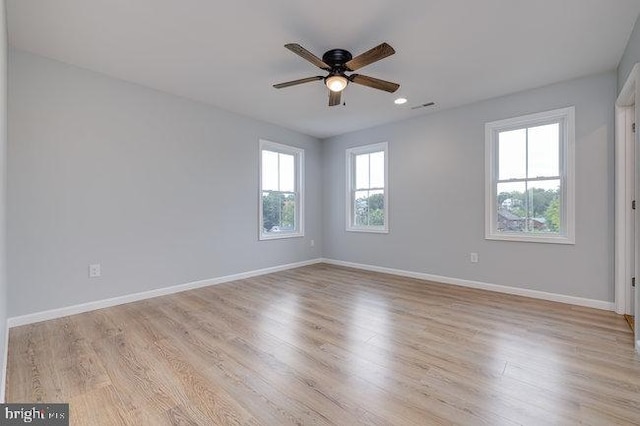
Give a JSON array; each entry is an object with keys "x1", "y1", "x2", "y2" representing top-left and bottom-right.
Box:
[
  {"x1": 355, "y1": 153, "x2": 370, "y2": 190},
  {"x1": 528, "y1": 123, "x2": 559, "y2": 178},
  {"x1": 497, "y1": 182, "x2": 526, "y2": 232},
  {"x1": 354, "y1": 190, "x2": 370, "y2": 226},
  {"x1": 262, "y1": 191, "x2": 281, "y2": 232},
  {"x1": 281, "y1": 192, "x2": 296, "y2": 230},
  {"x1": 368, "y1": 189, "x2": 385, "y2": 226},
  {"x1": 369, "y1": 151, "x2": 385, "y2": 189},
  {"x1": 262, "y1": 191, "x2": 296, "y2": 234},
  {"x1": 498, "y1": 129, "x2": 526, "y2": 180},
  {"x1": 527, "y1": 180, "x2": 560, "y2": 233},
  {"x1": 279, "y1": 153, "x2": 295, "y2": 192},
  {"x1": 262, "y1": 150, "x2": 279, "y2": 191}
]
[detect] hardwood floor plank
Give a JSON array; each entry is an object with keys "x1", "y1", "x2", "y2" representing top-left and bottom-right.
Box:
[
  {"x1": 68, "y1": 385, "x2": 136, "y2": 426},
  {"x1": 150, "y1": 312, "x2": 337, "y2": 426},
  {"x1": 7, "y1": 323, "x2": 71, "y2": 402},
  {"x1": 6, "y1": 264, "x2": 640, "y2": 425},
  {"x1": 45, "y1": 317, "x2": 111, "y2": 395}
]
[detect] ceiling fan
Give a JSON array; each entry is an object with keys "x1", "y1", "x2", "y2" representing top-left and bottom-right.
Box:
[{"x1": 273, "y1": 42, "x2": 400, "y2": 106}]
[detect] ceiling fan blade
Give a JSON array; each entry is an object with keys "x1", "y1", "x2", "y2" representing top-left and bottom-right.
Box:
[
  {"x1": 350, "y1": 74, "x2": 400, "y2": 93},
  {"x1": 273, "y1": 76, "x2": 324, "y2": 89},
  {"x1": 345, "y1": 42, "x2": 395, "y2": 71},
  {"x1": 285, "y1": 43, "x2": 331, "y2": 70},
  {"x1": 328, "y1": 90, "x2": 342, "y2": 106}
]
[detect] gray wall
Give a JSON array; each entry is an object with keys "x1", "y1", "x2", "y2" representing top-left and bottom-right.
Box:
[
  {"x1": 4, "y1": 47, "x2": 618, "y2": 319},
  {"x1": 0, "y1": 0, "x2": 7, "y2": 399},
  {"x1": 618, "y1": 13, "x2": 640, "y2": 93},
  {"x1": 323, "y1": 72, "x2": 615, "y2": 302},
  {"x1": 8, "y1": 50, "x2": 322, "y2": 317}
]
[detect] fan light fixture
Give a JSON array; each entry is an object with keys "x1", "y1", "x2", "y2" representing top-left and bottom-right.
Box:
[
  {"x1": 326, "y1": 75, "x2": 348, "y2": 92},
  {"x1": 273, "y1": 43, "x2": 399, "y2": 106}
]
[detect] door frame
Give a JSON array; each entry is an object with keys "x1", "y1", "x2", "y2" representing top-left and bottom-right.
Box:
[
  {"x1": 615, "y1": 67, "x2": 635, "y2": 315},
  {"x1": 615, "y1": 63, "x2": 640, "y2": 351}
]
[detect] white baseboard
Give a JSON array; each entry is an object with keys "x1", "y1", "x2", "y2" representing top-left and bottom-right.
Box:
[
  {"x1": 5, "y1": 256, "x2": 615, "y2": 329},
  {"x1": 7, "y1": 258, "x2": 323, "y2": 328},
  {"x1": 322, "y1": 258, "x2": 615, "y2": 311},
  {"x1": 1, "y1": 321, "x2": 8, "y2": 402}
]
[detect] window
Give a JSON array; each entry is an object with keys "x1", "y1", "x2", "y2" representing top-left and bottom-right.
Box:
[
  {"x1": 259, "y1": 140, "x2": 304, "y2": 240},
  {"x1": 485, "y1": 107, "x2": 575, "y2": 244},
  {"x1": 346, "y1": 142, "x2": 389, "y2": 233}
]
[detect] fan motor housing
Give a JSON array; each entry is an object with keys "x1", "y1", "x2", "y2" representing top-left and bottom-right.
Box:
[{"x1": 322, "y1": 49, "x2": 353, "y2": 68}]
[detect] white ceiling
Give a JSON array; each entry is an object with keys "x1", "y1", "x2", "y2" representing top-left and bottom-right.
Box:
[{"x1": 7, "y1": 0, "x2": 640, "y2": 138}]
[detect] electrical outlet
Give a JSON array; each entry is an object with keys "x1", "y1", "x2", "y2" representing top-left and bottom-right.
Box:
[
  {"x1": 310, "y1": 239, "x2": 315, "y2": 247},
  {"x1": 470, "y1": 253, "x2": 479, "y2": 263},
  {"x1": 89, "y1": 263, "x2": 101, "y2": 278}
]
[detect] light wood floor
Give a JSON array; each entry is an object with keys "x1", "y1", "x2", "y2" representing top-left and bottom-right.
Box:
[{"x1": 5, "y1": 264, "x2": 640, "y2": 425}]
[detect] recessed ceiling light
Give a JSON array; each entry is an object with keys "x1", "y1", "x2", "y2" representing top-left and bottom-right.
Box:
[{"x1": 394, "y1": 97, "x2": 408, "y2": 105}]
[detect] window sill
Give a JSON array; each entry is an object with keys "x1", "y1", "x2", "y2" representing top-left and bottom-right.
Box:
[
  {"x1": 346, "y1": 227, "x2": 389, "y2": 234},
  {"x1": 259, "y1": 232, "x2": 304, "y2": 241},
  {"x1": 485, "y1": 233, "x2": 574, "y2": 245}
]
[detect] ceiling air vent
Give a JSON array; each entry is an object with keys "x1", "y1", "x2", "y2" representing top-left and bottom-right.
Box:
[{"x1": 411, "y1": 102, "x2": 436, "y2": 110}]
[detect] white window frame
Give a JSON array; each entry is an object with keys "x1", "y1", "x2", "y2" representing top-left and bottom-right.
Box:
[
  {"x1": 346, "y1": 142, "x2": 389, "y2": 233},
  {"x1": 259, "y1": 139, "x2": 304, "y2": 240},
  {"x1": 485, "y1": 106, "x2": 575, "y2": 244}
]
